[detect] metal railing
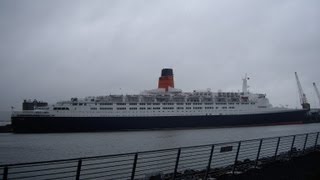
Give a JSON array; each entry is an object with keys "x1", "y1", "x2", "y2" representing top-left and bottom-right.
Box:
[{"x1": 1, "y1": 131, "x2": 319, "y2": 180}]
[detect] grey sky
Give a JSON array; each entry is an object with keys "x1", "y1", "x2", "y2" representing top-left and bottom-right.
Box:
[{"x1": 1, "y1": 0, "x2": 320, "y2": 116}]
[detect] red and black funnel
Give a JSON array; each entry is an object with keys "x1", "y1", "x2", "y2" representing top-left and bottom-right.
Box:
[{"x1": 158, "y1": 68, "x2": 174, "y2": 91}]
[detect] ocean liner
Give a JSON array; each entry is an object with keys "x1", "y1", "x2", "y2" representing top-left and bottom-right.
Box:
[{"x1": 11, "y1": 69, "x2": 308, "y2": 133}]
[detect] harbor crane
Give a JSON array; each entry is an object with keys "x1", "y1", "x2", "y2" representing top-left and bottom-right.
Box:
[
  {"x1": 295, "y1": 72, "x2": 310, "y2": 110},
  {"x1": 313, "y1": 82, "x2": 320, "y2": 107}
]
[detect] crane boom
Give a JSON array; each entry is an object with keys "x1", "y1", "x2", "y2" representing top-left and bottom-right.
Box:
[
  {"x1": 313, "y1": 82, "x2": 320, "y2": 107},
  {"x1": 295, "y1": 72, "x2": 310, "y2": 109}
]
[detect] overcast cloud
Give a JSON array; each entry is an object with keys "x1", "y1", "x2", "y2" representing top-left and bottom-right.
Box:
[{"x1": 1, "y1": 0, "x2": 320, "y2": 117}]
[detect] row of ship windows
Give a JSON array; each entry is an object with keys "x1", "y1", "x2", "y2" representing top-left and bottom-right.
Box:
[
  {"x1": 90, "y1": 106, "x2": 237, "y2": 110},
  {"x1": 74, "y1": 102, "x2": 255, "y2": 106},
  {"x1": 53, "y1": 106, "x2": 265, "y2": 111}
]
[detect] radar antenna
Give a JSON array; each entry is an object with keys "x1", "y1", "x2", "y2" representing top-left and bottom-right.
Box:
[
  {"x1": 313, "y1": 82, "x2": 320, "y2": 107},
  {"x1": 295, "y1": 72, "x2": 310, "y2": 109}
]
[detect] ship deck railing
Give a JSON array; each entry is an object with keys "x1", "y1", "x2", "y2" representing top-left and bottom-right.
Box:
[{"x1": 1, "y1": 131, "x2": 319, "y2": 180}]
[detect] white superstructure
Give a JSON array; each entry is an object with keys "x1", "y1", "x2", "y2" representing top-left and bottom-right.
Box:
[{"x1": 14, "y1": 74, "x2": 290, "y2": 118}]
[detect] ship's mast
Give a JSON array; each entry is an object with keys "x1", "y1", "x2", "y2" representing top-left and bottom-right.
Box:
[
  {"x1": 313, "y1": 82, "x2": 320, "y2": 107},
  {"x1": 242, "y1": 74, "x2": 249, "y2": 94},
  {"x1": 295, "y1": 72, "x2": 310, "y2": 109}
]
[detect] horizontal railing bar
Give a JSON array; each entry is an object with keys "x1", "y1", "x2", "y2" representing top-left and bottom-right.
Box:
[
  {"x1": 140, "y1": 154, "x2": 178, "y2": 162},
  {"x1": 80, "y1": 168, "x2": 132, "y2": 178},
  {"x1": 239, "y1": 149, "x2": 259, "y2": 152},
  {"x1": 85, "y1": 169, "x2": 132, "y2": 178},
  {"x1": 180, "y1": 155, "x2": 210, "y2": 162},
  {"x1": 260, "y1": 143, "x2": 278, "y2": 146},
  {"x1": 81, "y1": 162, "x2": 132, "y2": 172},
  {"x1": 212, "y1": 157, "x2": 237, "y2": 161},
  {"x1": 278, "y1": 144, "x2": 292, "y2": 147},
  {"x1": 140, "y1": 150, "x2": 177, "y2": 156},
  {"x1": 178, "y1": 161, "x2": 207, "y2": 168},
  {"x1": 0, "y1": 155, "x2": 131, "y2": 168},
  {"x1": 214, "y1": 143, "x2": 239, "y2": 148},
  {"x1": 239, "y1": 144, "x2": 260, "y2": 148},
  {"x1": 9, "y1": 169, "x2": 76, "y2": 180},
  {"x1": 40, "y1": 174, "x2": 76, "y2": 180},
  {"x1": 239, "y1": 148, "x2": 259, "y2": 152},
  {"x1": 138, "y1": 152, "x2": 177, "y2": 160},
  {"x1": 259, "y1": 148, "x2": 278, "y2": 151},
  {"x1": 211, "y1": 159, "x2": 236, "y2": 163},
  {"x1": 84, "y1": 154, "x2": 133, "y2": 162},
  {"x1": 214, "y1": 159, "x2": 236, "y2": 164},
  {"x1": 138, "y1": 158, "x2": 175, "y2": 165},
  {"x1": 240, "y1": 146, "x2": 260, "y2": 149},
  {"x1": 239, "y1": 151, "x2": 259, "y2": 155},
  {"x1": 4, "y1": 160, "x2": 78, "y2": 169},
  {"x1": 81, "y1": 168, "x2": 132, "y2": 175},
  {"x1": 212, "y1": 155, "x2": 238, "y2": 159},
  {"x1": 178, "y1": 162, "x2": 208, "y2": 169},
  {"x1": 137, "y1": 157, "x2": 176, "y2": 166},
  {"x1": 180, "y1": 152, "x2": 210, "y2": 158},
  {"x1": 136, "y1": 161, "x2": 175, "y2": 170},
  {"x1": 240, "y1": 139, "x2": 260, "y2": 143},
  {"x1": 81, "y1": 173, "x2": 130, "y2": 180},
  {"x1": 181, "y1": 148, "x2": 211, "y2": 154},
  {"x1": 8, "y1": 165, "x2": 77, "y2": 175},
  {"x1": 82, "y1": 158, "x2": 133, "y2": 167},
  {"x1": 239, "y1": 151, "x2": 260, "y2": 155},
  {"x1": 182, "y1": 144, "x2": 212, "y2": 150},
  {"x1": 140, "y1": 149, "x2": 179, "y2": 155},
  {"x1": 135, "y1": 164, "x2": 175, "y2": 174}
]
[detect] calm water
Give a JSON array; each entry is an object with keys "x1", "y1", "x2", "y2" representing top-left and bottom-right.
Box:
[{"x1": 1, "y1": 123, "x2": 320, "y2": 165}]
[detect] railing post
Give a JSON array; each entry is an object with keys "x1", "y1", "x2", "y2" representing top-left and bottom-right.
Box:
[
  {"x1": 232, "y1": 141, "x2": 241, "y2": 175},
  {"x1": 131, "y1": 153, "x2": 138, "y2": 180},
  {"x1": 75, "y1": 159, "x2": 82, "y2": 180},
  {"x1": 314, "y1": 132, "x2": 319, "y2": 151},
  {"x1": 172, "y1": 148, "x2": 181, "y2": 180},
  {"x1": 3, "y1": 166, "x2": 8, "y2": 180},
  {"x1": 255, "y1": 139, "x2": 263, "y2": 168},
  {"x1": 205, "y1": 145, "x2": 215, "y2": 180},
  {"x1": 303, "y1": 134, "x2": 309, "y2": 154},
  {"x1": 289, "y1": 135, "x2": 296, "y2": 158},
  {"x1": 274, "y1": 137, "x2": 281, "y2": 160}
]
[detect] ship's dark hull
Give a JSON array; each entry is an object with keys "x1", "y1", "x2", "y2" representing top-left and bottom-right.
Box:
[{"x1": 11, "y1": 110, "x2": 309, "y2": 133}]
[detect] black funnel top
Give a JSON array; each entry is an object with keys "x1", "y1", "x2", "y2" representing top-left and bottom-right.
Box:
[{"x1": 161, "y1": 68, "x2": 173, "y2": 76}]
